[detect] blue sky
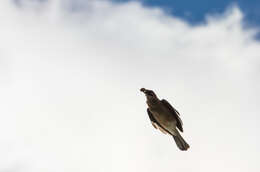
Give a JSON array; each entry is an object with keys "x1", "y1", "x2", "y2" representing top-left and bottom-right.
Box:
[{"x1": 114, "y1": 0, "x2": 260, "y2": 37}]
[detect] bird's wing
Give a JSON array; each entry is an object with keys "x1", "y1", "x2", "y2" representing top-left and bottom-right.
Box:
[
  {"x1": 161, "y1": 99, "x2": 183, "y2": 132},
  {"x1": 147, "y1": 108, "x2": 170, "y2": 135}
]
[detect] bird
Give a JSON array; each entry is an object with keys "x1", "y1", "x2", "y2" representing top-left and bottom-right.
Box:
[{"x1": 140, "y1": 88, "x2": 190, "y2": 151}]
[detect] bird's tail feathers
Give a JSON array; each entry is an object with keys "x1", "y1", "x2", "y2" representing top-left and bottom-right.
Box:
[{"x1": 173, "y1": 131, "x2": 190, "y2": 151}]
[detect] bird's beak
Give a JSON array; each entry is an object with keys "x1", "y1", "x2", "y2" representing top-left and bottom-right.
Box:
[{"x1": 140, "y1": 88, "x2": 146, "y2": 93}]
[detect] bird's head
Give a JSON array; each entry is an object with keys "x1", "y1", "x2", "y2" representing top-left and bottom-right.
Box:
[{"x1": 140, "y1": 88, "x2": 158, "y2": 100}]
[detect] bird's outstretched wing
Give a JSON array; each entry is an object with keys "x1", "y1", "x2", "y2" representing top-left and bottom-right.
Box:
[
  {"x1": 147, "y1": 108, "x2": 169, "y2": 135},
  {"x1": 161, "y1": 99, "x2": 183, "y2": 132}
]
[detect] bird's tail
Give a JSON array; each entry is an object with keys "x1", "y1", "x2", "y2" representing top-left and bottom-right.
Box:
[{"x1": 173, "y1": 130, "x2": 190, "y2": 151}]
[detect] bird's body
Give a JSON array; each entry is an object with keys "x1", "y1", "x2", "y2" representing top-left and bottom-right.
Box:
[
  {"x1": 141, "y1": 88, "x2": 190, "y2": 151},
  {"x1": 147, "y1": 101, "x2": 177, "y2": 135}
]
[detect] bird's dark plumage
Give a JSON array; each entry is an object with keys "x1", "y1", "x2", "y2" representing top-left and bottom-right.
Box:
[
  {"x1": 147, "y1": 108, "x2": 171, "y2": 135},
  {"x1": 141, "y1": 88, "x2": 190, "y2": 151},
  {"x1": 161, "y1": 99, "x2": 183, "y2": 132}
]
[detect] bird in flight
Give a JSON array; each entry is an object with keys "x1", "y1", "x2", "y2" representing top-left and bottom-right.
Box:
[{"x1": 140, "y1": 88, "x2": 190, "y2": 151}]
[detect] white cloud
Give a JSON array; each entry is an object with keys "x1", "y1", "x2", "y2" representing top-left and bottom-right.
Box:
[{"x1": 0, "y1": 0, "x2": 260, "y2": 172}]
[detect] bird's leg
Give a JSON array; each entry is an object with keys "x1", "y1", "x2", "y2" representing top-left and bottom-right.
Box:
[
  {"x1": 152, "y1": 122, "x2": 168, "y2": 135},
  {"x1": 152, "y1": 122, "x2": 158, "y2": 129}
]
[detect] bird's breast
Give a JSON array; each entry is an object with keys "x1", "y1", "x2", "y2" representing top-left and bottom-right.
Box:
[{"x1": 149, "y1": 106, "x2": 176, "y2": 128}]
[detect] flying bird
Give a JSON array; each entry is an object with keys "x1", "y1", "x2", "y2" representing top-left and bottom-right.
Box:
[{"x1": 140, "y1": 88, "x2": 190, "y2": 151}]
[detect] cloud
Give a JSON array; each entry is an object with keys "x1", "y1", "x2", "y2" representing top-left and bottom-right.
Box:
[{"x1": 0, "y1": 0, "x2": 260, "y2": 172}]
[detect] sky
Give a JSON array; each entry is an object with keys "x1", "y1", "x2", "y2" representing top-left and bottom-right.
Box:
[
  {"x1": 115, "y1": 0, "x2": 260, "y2": 25},
  {"x1": 0, "y1": 0, "x2": 260, "y2": 172},
  {"x1": 114, "y1": 0, "x2": 260, "y2": 39}
]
